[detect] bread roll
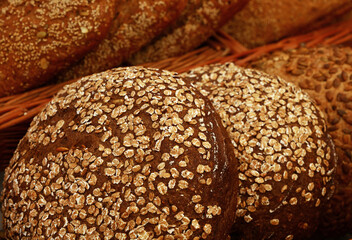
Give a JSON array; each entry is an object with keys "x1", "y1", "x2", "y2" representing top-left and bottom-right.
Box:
[
  {"x1": 128, "y1": 0, "x2": 249, "y2": 65},
  {"x1": 250, "y1": 45, "x2": 352, "y2": 237},
  {"x1": 183, "y1": 63, "x2": 337, "y2": 240},
  {"x1": 0, "y1": 0, "x2": 117, "y2": 96},
  {"x1": 222, "y1": 0, "x2": 352, "y2": 48},
  {"x1": 1, "y1": 66, "x2": 238, "y2": 239},
  {"x1": 57, "y1": 0, "x2": 186, "y2": 82}
]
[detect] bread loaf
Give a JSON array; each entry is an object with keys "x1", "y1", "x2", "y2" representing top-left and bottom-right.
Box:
[
  {"x1": 183, "y1": 62, "x2": 337, "y2": 240},
  {"x1": 250, "y1": 45, "x2": 352, "y2": 237},
  {"x1": 57, "y1": 0, "x2": 186, "y2": 82},
  {"x1": 1, "y1": 66, "x2": 238, "y2": 239},
  {"x1": 0, "y1": 0, "x2": 117, "y2": 96},
  {"x1": 222, "y1": 0, "x2": 352, "y2": 48},
  {"x1": 128, "y1": 0, "x2": 249, "y2": 65}
]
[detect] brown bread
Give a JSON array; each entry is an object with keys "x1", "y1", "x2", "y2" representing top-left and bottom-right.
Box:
[
  {"x1": 183, "y1": 62, "x2": 337, "y2": 240},
  {"x1": 0, "y1": 0, "x2": 117, "y2": 96},
  {"x1": 250, "y1": 45, "x2": 352, "y2": 237},
  {"x1": 128, "y1": 0, "x2": 249, "y2": 65},
  {"x1": 222, "y1": 0, "x2": 352, "y2": 48},
  {"x1": 57, "y1": 0, "x2": 187, "y2": 82},
  {"x1": 1, "y1": 66, "x2": 238, "y2": 239}
]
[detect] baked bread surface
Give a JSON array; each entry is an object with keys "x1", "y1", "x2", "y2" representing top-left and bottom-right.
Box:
[
  {"x1": 129, "y1": 0, "x2": 249, "y2": 65},
  {"x1": 183, "y1": 62, "x2": 337, "y2": 240},
  {"x1": 1, "y1": 66, "x2": 238, "y2": 239},
  {"x1": 0, "y1": 0, "x2": 117, "y2": 96},
  {"x1": 222, "y1": 0, "x2": 352, "y2": 48},
  {"x1": 57, "y1": 0, "x2": 187, "y2": 82},
  {"x1": 250, "y1": 45, "x2": 352, "y2": 237}
]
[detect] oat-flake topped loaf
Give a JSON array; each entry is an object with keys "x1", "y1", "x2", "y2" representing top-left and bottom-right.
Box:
[
  {"x1": 0, "y1": 0, "x2": 116, "y2": 96},
  {"x1": 1, "y1": 66, "x2": 238, "y2": 239},
  {"x1": 250, "y1": 45, "x2": 352, "y2": 237},
  {"x1": 183, "y1": 63, "x2": 337, "y2": 240}
]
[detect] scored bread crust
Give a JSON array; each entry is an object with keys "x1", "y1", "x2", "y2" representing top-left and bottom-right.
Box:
[
  {"x1": 1, "y1": 67, "x2": 238, "y2": 239},
  {"x1": 128, "y1": 0, "x2": 249, "y2": 65},
  {"x1": 183, "y1": 63, "x2": 337, "y2": 240},
  {"x1": 250, "y1": 45, "x2": 352, "y2": 236},
  {"x1": 56, "y1": 0, "x2": 187, "y2": 82},
  {"x1": 0, "y1": 0, "x2": 117, "y2": 96},
  {"x1": 222, "y1": 0, "x2": 352, "y2": 48}
]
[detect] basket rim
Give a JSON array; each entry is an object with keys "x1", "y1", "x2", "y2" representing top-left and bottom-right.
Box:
[{"x1": 1, "y1": 18, "x2": 352, "y2": 131}]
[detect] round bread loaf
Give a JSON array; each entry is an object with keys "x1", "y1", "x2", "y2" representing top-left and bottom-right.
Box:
[
  {"x1": 249, "y1": 45, "x2": 352, "y2": 237},
  {"x1": 128, "y1": 0, "x2": 249, "y2": 65},
  {"x1": 57, "y1": 0, "x2": 187, "y2": 82},
  {"x1": 1, "y1": 67, "x2": 238, "y2": 239},
  {"x1": 182, "y1": 63, "x2": 337, "y2": 240},
  {"x1": 0, "y1": 0, "x2": 116, "y2": 96}
]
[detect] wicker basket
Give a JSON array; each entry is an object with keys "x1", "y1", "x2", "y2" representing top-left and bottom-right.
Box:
[{"x1": 1, "y1": 18, "x2": 352, "y2": 170}]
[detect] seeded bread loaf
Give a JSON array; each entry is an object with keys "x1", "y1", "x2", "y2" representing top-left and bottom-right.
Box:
[
  {"x1": 222, "y1": 0, "x2": 352, "y2": 48},
  {"x1": 183, "y1": 63, "x2": 337, "y2": 240},
  {"x1": 128, "y1": 0, "x2": 249, "y2": 65},
  {"x1": 1, "y1": 66, "x2": 238, "y2": 239},
  {"x1": 250, "y1": 45, "x2": 352, "y2": 237},
  {"x1": 57, "y1": 0, "x2": 186, "y2": 82},
  {"x1": 0, "y1": 0, "x2": 117, "y2": 96}
]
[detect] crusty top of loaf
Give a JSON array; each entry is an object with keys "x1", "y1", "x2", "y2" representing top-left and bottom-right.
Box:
[
  {"x1": 0, "y1": 0, "x2": 116, "y2": 96},
  {"x1": 57, "y1": 0, "x2": 187, "y2": 82},
  {"x1": 183, "y1": 62, "x2": 337, "y2": 240},
  {"x1": 250, "y1": 45, "x2": 352, "y2": 236},
  {"x1": 250, "y1": 45, "x2": 352, "y2": 151},
  {"x1": 2, "y1": 67, "x2": 237, "y2": 239},
  {"x1": 129, "y1": 0, "x2": 248, "y2": 65},
  {"x1": 222, "y1": 0, "x2": 352, "y2": 48}
]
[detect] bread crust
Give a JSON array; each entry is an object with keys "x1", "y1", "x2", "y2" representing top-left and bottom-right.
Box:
[
  {"x1": 0, "y1": 0, "x2": 117, "y2": 96},
  {"x1": 250, "y1": 45, "x2": 352, "y2": 237},
  {"x1": 1, "y1": 66, "x2": 238, "y2": 239},
  {"x1": 223, "y1": 0, "x2": 352, "y2": 48},
  {"x1": 57, "y1": 0, "x2": 187, "y2": 82},
  {"x1": 129, "y1": 0, "x2": 249, "y2": 65},
  {"x1": 183, "y1": 63, "x2": 337, "y2": 240}
]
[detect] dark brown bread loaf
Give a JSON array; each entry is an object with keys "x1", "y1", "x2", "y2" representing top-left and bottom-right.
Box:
[
  {"x1": 57, "y1": 0, "x2": 187, "y2": 82},
  {"x1": 250, "y1": 45, "x2": 352, "y2": 237},
  {"x1": 222, "y1": 0, "x2": 352, "y2": 48},
  {"x1": 0, "y1": 0, "x2": 117, "y2": 97},
  {"x1": 1, "y1": 66, "x2": 238, "y2": 239},
  {"x1": 128, "y1": 0, "x2": 249, "y2": 65},
  {"x1": 182, "y1": 63, "x2": 337, "y2": 240}
]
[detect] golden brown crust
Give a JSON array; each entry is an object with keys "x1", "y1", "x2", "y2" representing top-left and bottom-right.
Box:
[
  {"x1": 0, "y1": 0, "x2": 116, "y2": 97},
  {"x1": 1, "y1": 67, "x2": 238, "y2": 239},
  {"x1": 183, "y1": 63, "x2": 337, "y2": 240},
  {"x1": 250, "y1": 46, "x2": 352, "y2": 151},
  {"x1": 250, "y1": 45, "x2": 352, "y2": 236},
  {"x1": 128, "y1": 0, "x2": 249, "y2": 65},
  {"x1": 222, "y1": 0, "x2": 352, "y2": 48},
  {"x1": 57, "y1": 0, "x2": 187, "y2": 82}
]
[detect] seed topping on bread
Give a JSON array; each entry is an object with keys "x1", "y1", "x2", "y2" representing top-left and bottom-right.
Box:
[
  {"x1": 183, "y1": 62, "x2": 337, "y2": 240},
  {"x1": 2, "y1": 67, "x2": 237, "y2": 239},
  {"x1": 0, "y1": 0, "x2": 116, "y2": 96}
]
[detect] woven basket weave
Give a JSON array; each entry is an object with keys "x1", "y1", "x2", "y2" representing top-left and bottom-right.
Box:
[{"x1": 1, "y1": 18, "x2": 352, "y2": 170}]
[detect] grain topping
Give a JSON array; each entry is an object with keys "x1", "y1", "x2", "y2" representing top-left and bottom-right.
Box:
[{"x1": 2, "y1": 67, "x2": 237, "y2": 239}]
